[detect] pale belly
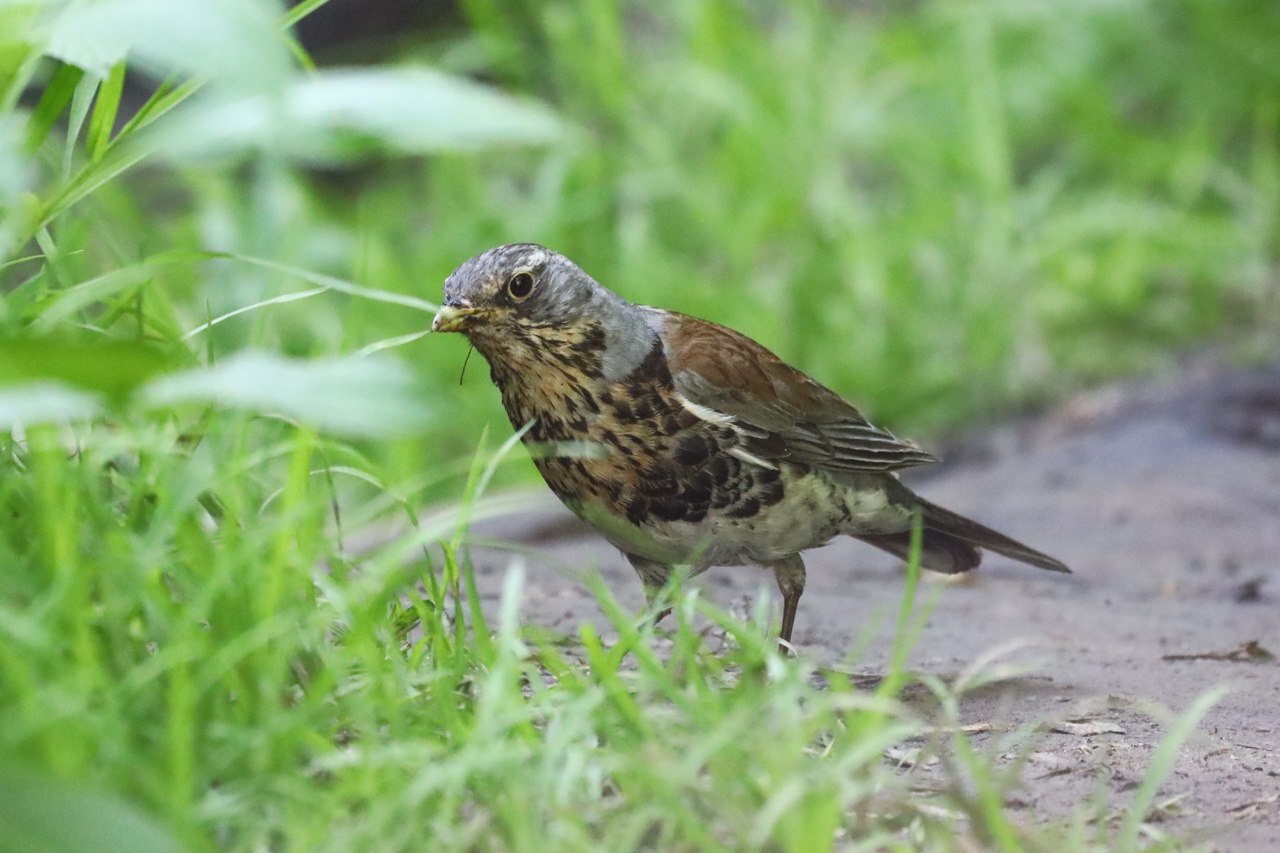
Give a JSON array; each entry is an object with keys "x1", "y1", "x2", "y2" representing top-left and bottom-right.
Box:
[{"x1": 568, "y1": 465, "x2": 913, "y2": 570}]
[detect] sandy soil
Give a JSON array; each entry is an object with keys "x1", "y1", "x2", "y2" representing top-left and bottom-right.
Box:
[{"x1": 456, "y1": 357, "x2": 1280, "y2": 849}]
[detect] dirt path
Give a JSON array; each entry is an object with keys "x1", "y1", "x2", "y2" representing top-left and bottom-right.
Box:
[{"x1": 460, "y1": 357, "x2": 1280, "y2": 849}]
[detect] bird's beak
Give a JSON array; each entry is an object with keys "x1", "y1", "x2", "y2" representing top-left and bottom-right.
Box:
[{"x1": 432, "y1": 304, "x2": 480, "y2": 333}]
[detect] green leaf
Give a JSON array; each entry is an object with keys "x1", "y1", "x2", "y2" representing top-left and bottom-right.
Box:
[
  {"x1": 28, "y1": 251, "x2": 196, "y2": 333},
  {"x1": 23, "y1": 60, "x2": 82, "y2": 152},
  {"x1": 0, "y1": 381, "x2": 101, "y2": 427},
  {"x1": 86, "y1": 61, "x2": 126, "y2": 159},
  {"x1": 0, "y1": 338, "x2": 173, "y2": 398},
  {"x1": 0, "y1": 768, "x2": 177, "y2": 853},
  {"x1": 141, "y1": 351, "x2": 433, "y2": 437},
  {"x1": 46, "y1": 0, "x2": 291, "y2": 91},
  {"x1": 0, "y1": 3, "x2": 47, "y2": 113},
  {"x1": 151, "y1": 66, "x2": 567, "y2": 164},
  {"x1": 61, "y1": 64, "x2": 100, "y2": 172}
]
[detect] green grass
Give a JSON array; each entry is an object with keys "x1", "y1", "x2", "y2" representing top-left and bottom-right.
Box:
[
  {"x1": 0, "y1": 0, "x2": 1266, "y2": 848},
  {"x1": 0, "y1": 413, "x2": 1222, "y2": 848}
]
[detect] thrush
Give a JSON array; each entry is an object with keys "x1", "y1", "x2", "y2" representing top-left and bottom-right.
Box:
[{"x1": 432, "y1": 243, "x2": 1069, "y2": 643}]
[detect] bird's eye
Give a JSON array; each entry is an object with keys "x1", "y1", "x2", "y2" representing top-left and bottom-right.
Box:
[{"x1": 507, "y1": 272, "x2": 535, "y2": 301}]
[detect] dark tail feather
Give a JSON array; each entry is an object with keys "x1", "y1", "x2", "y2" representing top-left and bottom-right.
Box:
[
  {"x1": 918, "y1": 497, "x2": 1070, "y2": 573},
  {"x1": 858, "y1": 491, "x2": 1071, "y2": 575},
  {"x1": 855, "y1": 529, "x2": 982, "y2": 575}
]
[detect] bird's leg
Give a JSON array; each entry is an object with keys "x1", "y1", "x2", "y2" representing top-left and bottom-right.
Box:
[
  {"x1": 626, "y1": 555, "x2": 673, "y2": 626},
  {"x1": 767, "y1": 554, "x2": 807, "y2": 644}
]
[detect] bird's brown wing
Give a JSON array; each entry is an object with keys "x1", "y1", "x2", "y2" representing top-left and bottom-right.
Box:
[{"x1": 658, "y1": 312, "x2": 937, "y2": 474}]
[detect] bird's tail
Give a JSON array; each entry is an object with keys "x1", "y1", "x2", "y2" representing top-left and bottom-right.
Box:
[{"x1": 854, "y1": 489, "x2": 1070, "y2": 575}]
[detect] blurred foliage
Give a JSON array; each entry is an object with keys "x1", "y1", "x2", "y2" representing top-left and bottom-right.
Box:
[{"x1": 0, "y1": 767, "x2": 177, "y2": 853}]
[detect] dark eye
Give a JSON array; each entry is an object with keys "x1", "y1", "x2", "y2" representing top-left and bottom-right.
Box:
[{"x1": 507, "y1": 272, "x2": 535, "y2": 301}]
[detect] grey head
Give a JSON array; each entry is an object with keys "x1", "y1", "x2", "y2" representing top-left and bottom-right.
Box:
[{"x1": 432, "y1": 243, "x2": 658, "y2": 381}]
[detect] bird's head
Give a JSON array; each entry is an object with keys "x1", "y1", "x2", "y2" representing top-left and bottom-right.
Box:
[
  {"x1": 433, "y1": 243, "x2": 604, "y2": 337},
  {"x1": 433, "y1": 244, "x2": 657, "y2": 381}
]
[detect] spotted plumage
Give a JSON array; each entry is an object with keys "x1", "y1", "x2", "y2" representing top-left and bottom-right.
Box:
[{"x1": 433, "y1": 243, "x2": 1069, "y2": 643}]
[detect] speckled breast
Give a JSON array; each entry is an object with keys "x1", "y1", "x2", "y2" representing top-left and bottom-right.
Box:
[{"x1": 486, "y1": 327, "x2": 787, "y2": 555}]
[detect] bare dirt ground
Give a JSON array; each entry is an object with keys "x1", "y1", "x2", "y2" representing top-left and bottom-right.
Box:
[{"x1": 458, "y1": 357, "x2": 1280, "y2": 849}]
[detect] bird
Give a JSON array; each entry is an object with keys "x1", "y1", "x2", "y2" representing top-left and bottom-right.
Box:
[{"x1": 432, "y1": 243, "x2": 1069, "y2": 644}]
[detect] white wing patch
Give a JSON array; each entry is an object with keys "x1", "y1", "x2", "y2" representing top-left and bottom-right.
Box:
[
  {"x1": 728, "y1": 446, "x2": 778, "y2": 471},
  {"x1": 677, "y1": 395, "x2": 736, "y2": 427},
  {"x1": 677, "y1": 394, "x2": 778, "y2": 471}
]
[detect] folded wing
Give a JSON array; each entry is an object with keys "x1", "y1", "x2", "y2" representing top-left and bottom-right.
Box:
[{"x1": 656, "y1": 312, "x2": 937, "y2": 474}]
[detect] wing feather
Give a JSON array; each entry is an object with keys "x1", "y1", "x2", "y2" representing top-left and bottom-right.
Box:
[{"x1": 654, "y1": 311, "x2": 937, "y2": 474}]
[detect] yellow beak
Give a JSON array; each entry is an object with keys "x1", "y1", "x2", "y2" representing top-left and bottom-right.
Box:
[{"x1": 431, "y1": 304, "x2": 480, "y2": 333}]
